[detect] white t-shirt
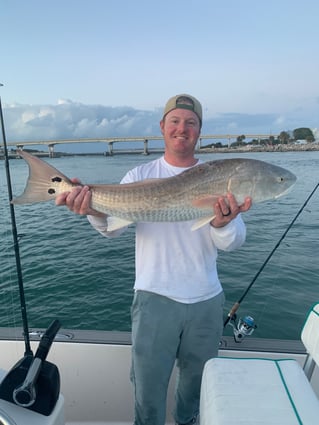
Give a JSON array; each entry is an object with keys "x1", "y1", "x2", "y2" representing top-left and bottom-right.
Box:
[{"x1": 88, "y1": 156, "x2": 247, "y2": 303}]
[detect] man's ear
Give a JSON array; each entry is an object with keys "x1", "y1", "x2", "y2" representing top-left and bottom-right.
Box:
[{"x1": 159, "y1": 119, "x2": 164, "y2": 134}]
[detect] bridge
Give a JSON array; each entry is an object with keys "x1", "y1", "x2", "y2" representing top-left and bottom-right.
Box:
[{"x1": 0, "y1": 134, "x2": 277, "y2": 157}]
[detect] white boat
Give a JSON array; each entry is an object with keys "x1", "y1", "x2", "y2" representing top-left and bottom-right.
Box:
[{"x1": 0, "y1": 311, "x2": 318, "y2": 424}]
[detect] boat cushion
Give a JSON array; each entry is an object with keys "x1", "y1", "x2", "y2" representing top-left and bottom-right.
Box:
[
  {"x1": 200, "y1": 357, "x2": 319, "y2": 425},
  {"x1": 301, "y1": 302, "x2": 319, "y2": 365}
]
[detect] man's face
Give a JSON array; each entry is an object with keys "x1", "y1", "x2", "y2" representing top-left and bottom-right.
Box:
[{"x1": 160, "y1": 108, "x2": 201, "y2": 158}]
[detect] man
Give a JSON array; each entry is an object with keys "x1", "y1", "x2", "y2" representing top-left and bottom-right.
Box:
[{"x1": 56, "y1": 94, "x2": 252, "y2": 425}]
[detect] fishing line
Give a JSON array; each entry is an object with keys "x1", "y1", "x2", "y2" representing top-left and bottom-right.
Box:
[
  {"x1": 0, "y1": 90, "x2": 32, "y2": 355},
  {"x1": 224, "y1": 180, "x2": 319, "y2": 327}
]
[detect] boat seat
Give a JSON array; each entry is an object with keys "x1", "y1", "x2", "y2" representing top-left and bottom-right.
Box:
[{"x1": 200, "y1": 302, "x2": 319, "y2": 425}]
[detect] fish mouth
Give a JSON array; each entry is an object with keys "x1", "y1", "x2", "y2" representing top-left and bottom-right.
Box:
[{"x1": 274, "y1": 177, "x2": 297, "y2": 199}]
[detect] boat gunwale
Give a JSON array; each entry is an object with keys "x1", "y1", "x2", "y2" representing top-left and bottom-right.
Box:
[{"x1": 0, "y1": 327, "x2": 306, "y2": 355}]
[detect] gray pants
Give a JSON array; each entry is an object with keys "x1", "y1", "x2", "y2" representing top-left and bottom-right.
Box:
[{"x1": 131, "y1": 290, "x2": 225, "y2": 425}]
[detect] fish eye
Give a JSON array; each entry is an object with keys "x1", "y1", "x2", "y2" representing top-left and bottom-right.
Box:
[{"x1": 51, "y1": 176, "x2": 62, "y2": 182}]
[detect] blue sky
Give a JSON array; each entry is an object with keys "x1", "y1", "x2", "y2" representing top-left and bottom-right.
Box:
[{"x1": 1, "y1": 0, "x2": 318, "y2": 146}]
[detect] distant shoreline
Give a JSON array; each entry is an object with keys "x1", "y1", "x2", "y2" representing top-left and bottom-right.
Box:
[
  {"x1": 1, "y1": 142, "x2": 319, "y2": 159},
  {"x1": 199, "y1": 143, "x2": 319, "y2": 154}
]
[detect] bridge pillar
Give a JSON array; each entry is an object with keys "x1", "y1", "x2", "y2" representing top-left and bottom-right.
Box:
[
  {"x1": 143, "y1": 139, "x2": 149, "y2": 155},
  {"x1": 48, "y1": 144, "x2": 55, "y2": 158},
  {"x1": 108, "y1": 142, "x2": 113, "y2": 156}
]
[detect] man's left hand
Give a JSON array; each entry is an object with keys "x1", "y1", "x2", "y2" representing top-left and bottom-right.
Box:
[{"x1": 210, "y1": 193, "x2": 252, "y2": 228}]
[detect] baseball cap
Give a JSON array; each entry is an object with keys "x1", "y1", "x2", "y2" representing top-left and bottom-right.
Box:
[{"x1": 162, "y1": 94, "x2": 202, "y2": 124}]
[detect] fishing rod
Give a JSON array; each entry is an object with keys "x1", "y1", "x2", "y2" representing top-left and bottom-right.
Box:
[
  {"x1": 0, "y1": 86, "x2": 63, "y2": 416},
  {"x1": 224, "y1": 180, "x2": 319, "y2": 335},
  {"x1": 0, "y1": 84, "x2": 32, "y2": 356}
]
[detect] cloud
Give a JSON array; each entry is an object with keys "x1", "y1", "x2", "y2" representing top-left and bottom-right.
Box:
[
  {"x1": 4, "y1": 100, "x2": 159, "y2": 142},
  {"x1": 202, "y1": 112, "x2": 282, "y2": 136},
  {"x1": 274, "y1": 115, "x2": 285, "y2": 126},
  {"x1": 2, "y1": 99, "x2": 318, "y2": 152}
]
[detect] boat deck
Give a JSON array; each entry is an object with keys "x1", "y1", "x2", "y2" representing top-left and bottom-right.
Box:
[{"x1": 0, "y1": 328, "x2": 317, "y2": 424}]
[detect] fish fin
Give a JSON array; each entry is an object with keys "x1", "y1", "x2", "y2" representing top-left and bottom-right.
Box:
[
  {"x1": 107, "y1": 216, "x2": 134, "y2": 232},
  {"x1": 192, "y1": 195, "x2": 220, "y2": 208},
  {"x1": 191, "y1": 216, "x2": 215, "y2": 231},
  {"x1": 190, "y1": 195, "x2": 219, "y2": 230},
  {"x1": 12, "y1": 150, "x2": 73, "y2": 204}
]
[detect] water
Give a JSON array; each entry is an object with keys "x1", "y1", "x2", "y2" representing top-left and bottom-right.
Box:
[{"x1": 0, "y1": 151, "x2": 318, "y2": 340}]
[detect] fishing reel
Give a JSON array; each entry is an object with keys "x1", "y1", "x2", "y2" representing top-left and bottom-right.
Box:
[{"x1": 228, "y1": 315, "x2": 257, "y2": 343}]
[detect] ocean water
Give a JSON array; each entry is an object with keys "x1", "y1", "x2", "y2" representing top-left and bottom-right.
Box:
[{"x1": 0, "y1": 150, "x2": 318, "y2": 340}]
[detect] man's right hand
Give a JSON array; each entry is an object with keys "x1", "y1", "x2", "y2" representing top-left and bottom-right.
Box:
[{"x1": 55, "y1": 178, "x2": 106, "y2": 217}]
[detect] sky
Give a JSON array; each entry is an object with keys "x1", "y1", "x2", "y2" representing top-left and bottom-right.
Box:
[{"x1": 1, "y1": 0, "x2": 319, "y2": 150}]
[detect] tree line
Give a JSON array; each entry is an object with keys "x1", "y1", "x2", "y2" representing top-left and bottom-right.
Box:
[
  {"x1": 236, "y1": 127, "x2": 315, "y2": 147},
  {"x1": 205, "y1": 127, "x2": 316, "y2": 149}
]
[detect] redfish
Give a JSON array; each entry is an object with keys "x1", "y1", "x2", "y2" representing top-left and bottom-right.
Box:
[{"x1": 12, "y1": 150, "x2": 296, "y2": 231}]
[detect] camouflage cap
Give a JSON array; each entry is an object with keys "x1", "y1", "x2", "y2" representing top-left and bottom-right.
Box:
[{"x1": 162, "y1": 94, "x2": 202, "y2": 124}]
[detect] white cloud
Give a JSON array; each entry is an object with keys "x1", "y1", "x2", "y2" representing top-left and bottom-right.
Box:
[
  {"x1": 312, "y1": 128, "x2": 319, "y2": 140},
  {"x1": 227, "y1": 122, "x2": 238, "y2": 130},
  {"x1": 274, "y1": 116, "x2": 285, "y2": 126},
  {"x1": 2, "y1": 100, "x2": 318, "y2": 152}
]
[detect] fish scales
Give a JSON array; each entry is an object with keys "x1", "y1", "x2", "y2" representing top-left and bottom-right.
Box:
[
  {"x1": 90, "y1": 167, "x2": 221, "y2": 221},
  {"x1": 90, "y1": 177, "x2": 202, "y2": 222}
]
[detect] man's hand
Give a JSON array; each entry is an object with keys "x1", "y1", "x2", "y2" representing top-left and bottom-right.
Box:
[
  {"x1": 55, "y1": 178, "x2": 106, "y2": 217},
  {"x1": 210, "y1": 193, "x2": 252, "y2": 228}
]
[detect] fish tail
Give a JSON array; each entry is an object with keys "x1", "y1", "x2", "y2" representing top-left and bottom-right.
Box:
[{"x1": 12, "y1": 150, "x2": 72, "y2": 204}]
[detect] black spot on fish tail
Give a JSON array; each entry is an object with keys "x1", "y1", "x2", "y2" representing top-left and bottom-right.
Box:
[
  {"x1": 48, "y1": 188, "x2": 56, "y2": 195},
  {"x1": 52, "y1": 176, "x2": 62, "y2": 182}
]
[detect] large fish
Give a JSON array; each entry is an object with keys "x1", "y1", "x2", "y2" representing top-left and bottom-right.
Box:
[{"x1": 12, "y1": 150, "x2": 296, "y2": 231}]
